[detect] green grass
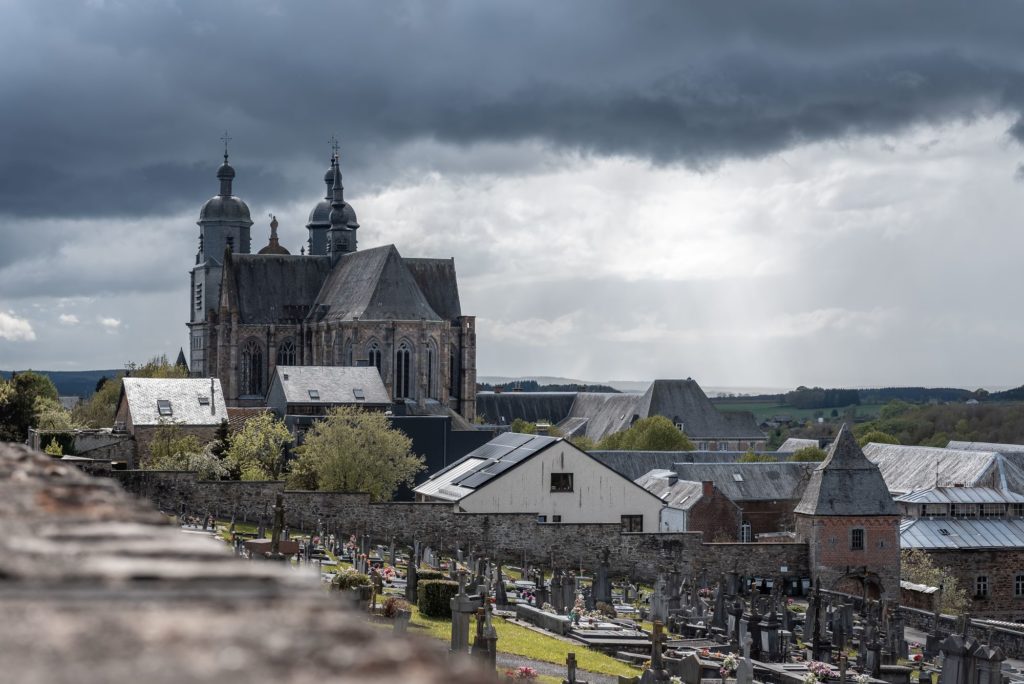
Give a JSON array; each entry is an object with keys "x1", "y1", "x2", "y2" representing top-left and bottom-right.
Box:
[{"x1": 405, "y1": 606, "x2": 638, "y2": 678}]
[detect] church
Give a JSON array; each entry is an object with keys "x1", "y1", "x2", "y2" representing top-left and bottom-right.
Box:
[{"x1": 186, "y1": 146, "x2": 477, "y2": 421}]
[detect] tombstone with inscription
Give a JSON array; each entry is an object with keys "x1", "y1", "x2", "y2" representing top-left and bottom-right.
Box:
[
  {"x1": 449, "y1": 571, "x2": 481, "y2": 655},
  {"x1": 551, "y1": 571, "x2": 565, "y2": 613},
  {"x1": 735, "y1": 634, "x2": 754, "y2": 684},
  {"x1": 650, "y1": 574, "x2": 668, "y2": 624}
]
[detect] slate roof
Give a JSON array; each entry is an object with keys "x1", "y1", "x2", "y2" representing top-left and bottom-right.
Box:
[
  {"x1": 271, "y1": 366, "x2": 390, "y2": 406},
  {"x1": 309, "y1": 245, "x2": 442, "y2": 323},
  {"x1": 414, "y1": 432, "x2": 559, "y2": 502},
  {"x1": 121, "y1": 378, "x2": 227, "y2": 426},
  {"x1": 403, "y1": 258, "x2": 462, "y2": 321},
  {"x1": 635, "y1": 470, "x2": 706, "y2": 511},
  {"x1": 477, "y1": 392, "x2": 577, "y2": 425},
  {"x1": 589, "y1": 450, "x2": 754, "y2": 482},
  {"x1": 672, "y1": 461, "x2": 814, "y2": 502},
  {"x1": 777, "y1": 438, "x2": 821, "y2": 453},
  {"x1": 861, "y1": 443, "x2": 1024, "y2": 494},
  {"x1": 226, "y1": 407, "x2": 272, "y2": 433},
  {"x1": 795, "y1": 425, "x2": 898, "y2": 516},
  {"x1": 563, "y1": 392, "x2": 642, "y2": 440},
  {"x1": 901, "y1": 517, "x2": 1024, "y2": 549},
  {"x1": 229, "y1": 254, "x2": 331, "y2": 324}
]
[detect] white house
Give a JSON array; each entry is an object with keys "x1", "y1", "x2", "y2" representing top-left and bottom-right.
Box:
[{"x1": 414, "y1": 432, "x2": 668, "y2": 532}]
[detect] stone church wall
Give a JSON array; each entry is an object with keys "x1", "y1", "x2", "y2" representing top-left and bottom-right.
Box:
[{"x1": 107, "y1": 468, "x2": 807, "y2": 582}]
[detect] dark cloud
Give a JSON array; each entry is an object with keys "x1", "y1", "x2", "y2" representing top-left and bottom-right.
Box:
[{"x1": 2, "y1": 2, "x2": 1024, "y2": 219}]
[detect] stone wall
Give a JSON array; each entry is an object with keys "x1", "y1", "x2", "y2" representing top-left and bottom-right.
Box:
[
  {"x1": 899, "y1": 604, "x2": 1024, "y2": 658},
  {"x1": 108, "y1": 468, "x2": 809, "y2": 582},
  {"x1": 924, "y1": 548, "x2": 1024, "y2": 620}
]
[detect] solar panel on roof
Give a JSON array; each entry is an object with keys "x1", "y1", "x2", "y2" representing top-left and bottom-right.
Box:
[
  {"x1": 501, "y1": 450, "x2": 534, "y2": 464},
  {"x1": 482, "y1": 460, "x2": 519, "y2": 476},
  {"x1": 456, "y1": 471, "x2": 496, "y2": 489}
]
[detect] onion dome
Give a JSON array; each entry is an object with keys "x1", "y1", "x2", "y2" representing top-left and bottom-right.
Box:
[
  {"x1": 307, "y1": 155, "x2": 358, "y2": 228},
  {"x1": 199, "y1": 149, "x2": 253, "y2": 224}
]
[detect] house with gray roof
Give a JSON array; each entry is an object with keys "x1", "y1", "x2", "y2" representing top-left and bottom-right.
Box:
[
  {"x1": 186, "y1": 150, "x2": 477, "y2": 423},
  {"x1": 861, "y1": 443, "x2": 1024, "y2": 495},
  {"x1": 777, "y1": 437, "x2": 824, "y2": 453},
  {"x1": 635, "y1": 469, "x2": 742, "y2": 538},
  {"x1": 414, "y1": 433, "x2": 669, "y2": 530},
  {"x1": 266, "y1": 366, "x2": 390, "y2": 437},
  {"x1": 114, "y1": 377, "x2": 228, "y2": 467}
]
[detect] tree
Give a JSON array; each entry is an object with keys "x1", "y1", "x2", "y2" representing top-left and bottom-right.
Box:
[
  {"x1": 597, "y1": 416, "x2": 695, "y2": 451},
  {"x1": 857, "y1": 430, "x2": 899, "y2": 447},
  {"x1": 44, "y1": 437, "x2": 64, "y2": 456},
  {"x1": 144, "y1": 421, "x2": 228, "y2": 480},
  {"x1": 790, "y1": 446, "x2": 826, "y2": 462},
  {"x1": 0, "y1": 371, "x2": 59, "y2": 441},
  {"x1": 739, "y1": 450, "x2": 775, "y2": 463},
  {"x1": 901, "y1": 549, "x2": 969, "y2": 615},
  {"x1": 224, "y1": 412, "x2": 292, "y2": 480},
  {"x1": 569, "y1": 435, "x2": 597, "y2": 451},
  {"x1": 33, "y1": 396, "x2": 80, "y2": 431},
  {"x1": 509, "y1": 418, "x2": 536, "y2": 435},
  {"x1": 287, "y1": 406, "x2": 424, "y2": 501}
]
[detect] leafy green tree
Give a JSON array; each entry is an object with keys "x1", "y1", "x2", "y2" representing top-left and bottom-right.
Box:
[
  {"x1": 597, "y1": 416, "x2": 695, "y2": 451},
  {"x1": 33, "y1": 396, "x2": 80, "y2": 431},
  {"x1": 224, "y1": 412, "x2": 292, "y2": 480},
  {"x1": 901, "y1": 549, "x2": 969, "y2": 615},
  {"x1": 569, "y1": 435, "x2": 597, "y2": 451},
  {"x1": 857, "y1": 430, "x2": 899, "y2": 447},
  {"x1": 510, "y1": 418, "x2": 536, "y2": 435},
  {"x1": 0, "y1": 371, "x2": 59, "y2": 441},
  {"x1": 879, "y1": 400, "x2": 912, "y2": 420},
  {"x1": 287, "y1": 406, "x2": 424, "y2": 501},
  {"x1": 44, "y1": 437, "x2": 64, "y2": 456},
  {"x1": 739, "y1": 450, "x2": 775, "y2": 463},
  {"x1": 790, "y1": 446, "x2": 827, "y2": 462},
  {"x1": 144, "y1": 421, "x2": 227, "y2": 480}
]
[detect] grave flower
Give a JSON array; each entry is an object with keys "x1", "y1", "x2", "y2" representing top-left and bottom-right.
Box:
[
  {"x1": 855, "y1": 674, "x2": 870, "y2": 684},
  {"x1": 803, "y1": 673, "x2": 819, "y2": 684},
  {"x1": 720, "y1": 653, "x2": 738, "y2": 678},
  {"x1": 505, "y1": 666, "x2": 539, "y2": 681},
  {"x1": 913, "y1": 654, "x2": 923, "y2": 663}
]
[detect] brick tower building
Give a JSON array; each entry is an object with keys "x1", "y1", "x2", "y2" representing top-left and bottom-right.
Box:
[{"x1": 794, "y1": 425, "x2": 900, "y2": 599}]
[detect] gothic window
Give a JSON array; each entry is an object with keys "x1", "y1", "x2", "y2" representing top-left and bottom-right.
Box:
[
  {"x1": 395, "y1": 341, "x2": 412, "y2": 399},
  {"x1": 426, "y1": 341, "x2": 436, "y2": 399},
  {"x1": 367, "y1": 342, "x2": 382, "y2": 372},
  {"x1": 344, "y1": 341, "x2": 354, "y2": 366},
  {"x1": 240, "y1": 339, "x2": 264, "y2": 396},
  {"x1": 449, "y1": 345, "x2": 459, "y2": 398},
  {"x1": 276, "y1": 338, "x2": 296, "y2": 366}
]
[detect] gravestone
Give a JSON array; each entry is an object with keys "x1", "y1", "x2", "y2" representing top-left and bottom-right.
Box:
[
  {"x1": 449, "y1": 571, "x2": 481, "y2": 655},
  {"x1": 552, "y1": 571, "x2": 566, "y2": 613},
  {"x1": 493, "y1": 564, "x2": 509, "y2": 608},
  {"x1": 594, "y1": 549, "x2": 612, "y2": 605},
  {"x1": 563, "y1": 651, "x2": 590, "y2": 684},
  {"x1": 679, "y1": 653, "x2": 702, "y2": 684},
  {"x1": 711, "y1": 580, "x2": 727, "y2": 632},
  {"x1": 649, "y1": 574, "x2": 668, "y2": 624},
  {"x1": 405, "y1": 560, "x2": 419, "y2": 603},
  {"x1": 735, "y1": 634, "x2": 754, "y2": 684}
]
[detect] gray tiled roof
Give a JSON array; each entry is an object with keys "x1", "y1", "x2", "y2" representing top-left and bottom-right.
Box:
[
  {"x1": 895, "y1": 487, "x2": 1024, "y2": 505},
  {"x1": 673, "y1": 461, "x2": 813, "y2": 502},
  {"x1": 777, "y1": 438, "x2": 821, "y2": 453},
  {"x1": 272, "y1": 366, "x2": 390, "y2": 405},
  {"x1": 230, "y1": 254, "x2": 331, "y2": 324},
  {"x1": 901, "y1": 517, "x2": 1024, "y2": 549},
  {"x1": 795, "y1": 425, "x2": 898, "y2": 516},
  {"x1": 122, "y1": 377, "x2": 227, "y2": 426},
  {"x1": 947, "y1": 440, "x2": 1024, "y2": 454},
  {"x1": 590, "y1": 450, "x2": 753, "y2": 482},
  {"x1": 403, "y1": 258, "x2": 462, "y2": 321},
  {"x1": 310, "y1": 245, "x2": 442, "y2": 322},
  {"x1": 635, "y1": 471, "x2": 706, "y2": 510},
  {"x1": 861, "y1": 443, "x2": 1024, "y2": 494}
]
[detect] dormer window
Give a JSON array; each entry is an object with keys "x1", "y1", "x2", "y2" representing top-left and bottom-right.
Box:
[
  {"x1": 353, "y1": 388, "x2": 365, "y2": 400},
  {"x1": 308, "y1": 389, "x2": 320, "y2": 400},
  {"x1": 157, "y1": 399, "x2": 173, "y2": 417},
  {"x1": 198, "y1": 396, "x2": 210, "y2": 406}
]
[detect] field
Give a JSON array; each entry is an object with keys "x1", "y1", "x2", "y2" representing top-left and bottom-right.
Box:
[{"x1": 711, "y1": 400, "x2": 889, "y2": 423}]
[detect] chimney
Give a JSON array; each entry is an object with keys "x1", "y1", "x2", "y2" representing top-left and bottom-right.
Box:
[
  {"x1": 666, "y1": 473, "x2": 678, "y2": 486},
  {"x1": 210, "y1": 378, "x2": 216, "y2": 416},
  {"x1": 702, "y1": 480, "x2": 714, "y2": 497}
]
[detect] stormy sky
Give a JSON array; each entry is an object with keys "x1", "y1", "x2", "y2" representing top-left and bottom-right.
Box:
[{"x1": 3, "y1": 1, "x2": 1024, "y2": 390}]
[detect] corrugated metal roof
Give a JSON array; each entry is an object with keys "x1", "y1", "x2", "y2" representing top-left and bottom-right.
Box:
[
  {"x1": 413, "y1": 433, "x2": 559, "y2": 501},
  {"x1": 895, "y1": 487, "x2": 1024, "y2": 504},
  {"x1": 947, "y1": 441, "x2": 1024, "y2": 454},
  {"x1": 122, "y1": 378, "x2": 228, "y2": 426},
  {"x1": 590, "y1": 451, "x2": 769, "y2": 482},
  {"x1": 863, "y1": 443, "x2": 1003, "y2": 493},
  {"x1": 901, "y1": 517, "x2": 1024, "y2": 549}
]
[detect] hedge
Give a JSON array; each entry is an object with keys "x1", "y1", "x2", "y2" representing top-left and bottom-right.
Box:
[
  {"x1": 415, "y1": 569, "x2": 446, "y2": 583},
  {"x1": 417, "y1": 579, "x2": 459, "y2": 618}
]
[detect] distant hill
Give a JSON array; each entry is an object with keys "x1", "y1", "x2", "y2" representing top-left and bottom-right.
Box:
[{"x1": 0, "y1": 370, "x2": 120, "y2": 398}]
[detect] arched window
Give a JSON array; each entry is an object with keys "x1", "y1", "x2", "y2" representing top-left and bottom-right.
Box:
[
  {"x1": 276, "y1": 338, "x2": 296, "y2": 366},
  {"x1": 449, "y1": 345, "x2": 459, "y2": 398},
  {"x1": 240, "y1": 339, "x2": 264, "y2": 396},
  {"x1": 395, "y1": 342, "x2": 411, "y2": 399},
  {"x1": 344, "y1": 341, "x2": 354, "y2": 366},
  {"x1": 367, "y1": 342, "x2": 382, "y2": 372},
  {"x1": 426, "y1": 342, "x2": 436, "y2": 399}
]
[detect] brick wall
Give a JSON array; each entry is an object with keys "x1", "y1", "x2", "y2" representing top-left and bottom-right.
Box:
[
  {"x1": 796, "y1": 514, "x2": 901, "y2": 599},
  {"x1": 923, "y1": 548, "x2": 1024, "y2": 620},
  {"x1": 688, "y1": 484, "x2": 741, "y2": 541},
  {"x1": 107, "y1": 468, "x2": 808, "y2": 582},
  {"x1": 740, "y1": 500, "x2": 798, "y2": 537}
]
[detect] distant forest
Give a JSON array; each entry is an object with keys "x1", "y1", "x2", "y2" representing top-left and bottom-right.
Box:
[
  {"x1": 715, "y1": 385, "x2": 999, "y2": 408},
  {"x1": 0, "y1": 370, "x2": 120, "y2": 399},
  {"x1": 476, "y1": 380, "x2": 619, "y2": 393}
]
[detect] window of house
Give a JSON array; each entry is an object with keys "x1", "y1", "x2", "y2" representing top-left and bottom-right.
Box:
[
  {"x1": 718, "y1": 441, "x2": 728, "y2": 451},
  {"x1": 698, "y1": 441, "x2": 708, "y2": 451},
  {"x1": 851, "y1": 528, "x2": 865, "y2": 550},
  {"x1": 157, "y1": 399, "x2": 173, "y2": 417},
  {"x1": 951, "y1": 504, "x2": 978, "y2": 518},
  {"x1": 308, "y1": 389, "x2": 320, "y2": 400},
  {"x1": 537, "y1": 515, "x2": 547, "y2": 523},
  {"x1": 923, "y1": 504, "x2": 948, "y2": 517},
  {"x1": 550, "y1": 473, "x2": 574, "y2": 492},
  {"x1": 621, "y1": 515, "x2": 643, "y2": 533},
  {"x1": 981, "y1": 504, "x2": 1005, "y2": 519},
  {"x1": 976, "y1": 576, "x2": 989, "y2": 598},
  {"x1": 1016, "y1": 574, "x2": 1024, "y2": 597},
  {"x1": 552, "y1": 515, "x2": 562, "y2": 523},
  {"x1": 353, "y1": 388, "x2": 365, "y2": 401},
  {"x1": 367, "y1": 343, "x2": 382, "y2": 372},
  {"x1": 1014, "y1": 504, "x2": 1024, "y2": 518},
  {"x1": 740, "y1": 521, "x2": 752, "y2": 543}
]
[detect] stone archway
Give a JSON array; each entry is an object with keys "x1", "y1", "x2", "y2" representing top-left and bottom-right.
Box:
[{"x1": 831, "y1": 567, "x2": 883, "y2": 600}]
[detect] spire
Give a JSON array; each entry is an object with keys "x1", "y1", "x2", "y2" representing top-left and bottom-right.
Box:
[
  {"x1": 217, "y1": 131, "x2": 235, "y2": 196},
  {"x1": 329, "y1": 156, "x2": 346, "y2": 227}
]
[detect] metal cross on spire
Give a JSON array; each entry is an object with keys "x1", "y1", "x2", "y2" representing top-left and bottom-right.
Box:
[{"x1": 221, "y1": 131, "x2": 232, "y2": 161}]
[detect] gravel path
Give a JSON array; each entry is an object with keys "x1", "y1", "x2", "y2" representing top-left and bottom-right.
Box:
[{"x1": 496, "y1": 651, "x2": 620, "y2": 684}]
